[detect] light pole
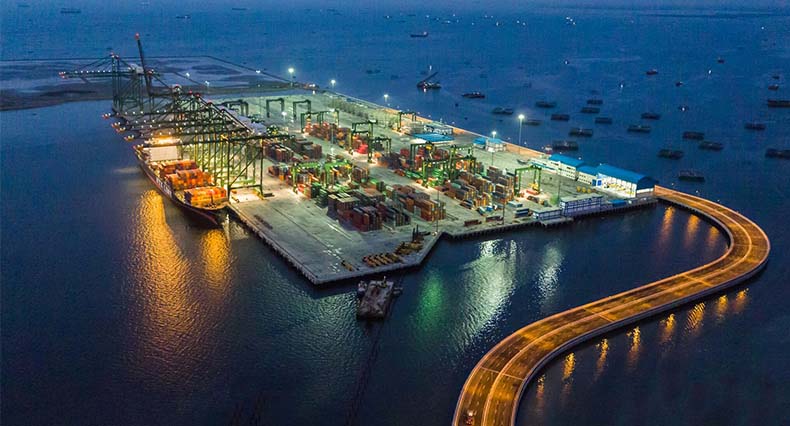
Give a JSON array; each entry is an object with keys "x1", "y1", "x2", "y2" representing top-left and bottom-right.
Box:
[
  {"x1": 330, "y1": 79, "x2": 336, "y2": 90},
  {"x1": 491, "y1": 131, "x2": 497, "y2": 166},
  {"x1": 204, "y1": 80, "x2": 210, "y2": 94},
  {"x1": 281, "y1": 110, "x2": 288, "y2": 125},
  {"x1": 384, "y1": 93, "x2": 389, "y2": 106},
  {"x1": 288, "y1": 67, "x2": 295, "y2": 87},
  {"x1": 518, "y1": 114, "x2": 524, "y2": 146}
]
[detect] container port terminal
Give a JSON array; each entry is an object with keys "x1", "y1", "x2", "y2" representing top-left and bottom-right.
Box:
[{"x1": 57, "y1": 38, "x2": 771, "y2": 425}]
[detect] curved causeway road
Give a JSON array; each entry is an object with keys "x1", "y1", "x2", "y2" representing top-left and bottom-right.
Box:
[{"x1": 453, "y1": 186, "x2": 770, "y2": 426}]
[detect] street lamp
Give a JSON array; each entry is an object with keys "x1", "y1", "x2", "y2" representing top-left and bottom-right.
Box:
[
  {"x1": 281, "y1": 110, "x2": 288, "y2": 124},
  {"x1": 204, "y1": 80, "x2": 210, "y2": 93},
  {"x1": 185, "y1": 72, "x2": 190, "y2": 79},
  {"x1": 490, "y1": 131, "x2": 497, "y2": 166},
  {"x1": 384, "y1": 93, "x2": 389, "y2": 105},
  {"x1": 330, "y1": 79, "x2": 336, "y2": 89},
  {"x1": 517, "y1": 114, "x2": 525, "y2": 146},
  {"x1": 288, "y1": 67, "x2": 295, "y2": 86}
]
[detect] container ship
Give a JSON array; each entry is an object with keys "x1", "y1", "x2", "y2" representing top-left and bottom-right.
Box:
[{"x1": 134, "y1": 142, "x2": 228, "y2": 226}]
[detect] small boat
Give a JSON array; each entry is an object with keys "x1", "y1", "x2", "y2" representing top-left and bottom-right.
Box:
[
  {"x1": 542, "y1": 145, "x2": 554, "y2": 154},
  {"x1": 552, "y1": 140, "x2": 579, "y2": 151},
  {"x1": 765, "y1": 148, "x2": 790, "y2": 159},
  {"x1": 462, "y1": 92, "x2": 486, "y2": 99},
  {"x1": 492, "y1": 107, "x2": 514, "y2": 115},
  {"x1": 535, "y1": 100, "x2": 557, "y2": 108},
  {"x1": 175, "y1": 14, "x2": 191, "y2": 19},
  {"x1": 744, "y1": 122, "x2": 766, "y2": 130},
  {"x1": 768, "y1": 84, "x2": 779, "y2": 91},
  {"x1": 580, "y1": 106, "x2": 600, "y2": 114},
  {"x1": 646, "y1": 69, "x2": 658, "y2": 76},
  {"x1": 418, "y1": 81, "x2": 441, "y2": 90},
  {"x1": 679, "y1": 170, "x2": 705, "y2": 181},
  {"x1": 231, "y1": 7, "x2": 248, "y2": 10},
  {"x1": 410, "y1": 31, "x2": 429, "y2": 38},
  {"x1": 678, "y1": 105, "x2": 690, "y2": 112},
  {"x1": 523, "y1": 118, "x2": 542, "y2": 126},
  {"x1": 699, "y1": 141, "x2": 724, "y2": 151},
  {"x1": 772, "y1": 74, "x2": 780, "y2": 80},
  {"x1": 550, "y1": 113, "x2": 570, "y2": 121},
  {"x1": 60, "y1": 7, "x2": 81, "y2": 14},
  {"x1": 675, "y1": 81, "x2": 684, "y2": 87},
  {"x1": 717, "y1": 57, "x2": 725, "y2": 64},
  {"x1": 628, "y1": 124, "x2": 651, "y2": 133},
  {"x1": 767, "y1": 99, "x2": 790, "y2": 108},
  {"x1": 658, "y1": 149, "x2": 684, "y2": 159},
  {"x1": 586, "y1": 99, "x2": 603, "y2": 105},
  {"x1": 595, "y1": 117, "x2": 613, "y2": 124},
  {"x1": 569, "y1": 128, "x2": 593, "y2": 137},
  {"x1": 641, "y1": 112, "x2": 661, "y2": 120},
  {"x1": 683, "y1": 131, "x2": 705, "y2": 140}
]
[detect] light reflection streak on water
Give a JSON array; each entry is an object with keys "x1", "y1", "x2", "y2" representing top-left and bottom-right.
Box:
[
  {"x1": 705, "y1": 223, "x2": 720, "y2": 255},
  {"x1": 561, "y1": 353, "x2": 575, "y2": 401},
  {"x1": 682, "y1": 214, "x2": 701, "y2": 249},
  {"x1": 714, "y1": 294, "x2": 728, "y2": 324},
  {"x1": 659, "y1": 313, "x2": 676, "y2": 345},
  {"x1": 626, "y1": 327, "x2": 641, "y2": 371},
  {"x1": 732, "y1": 289, "x2": 749, "y2": 314},
  {"x1": 464, "y1": 240, "x2": 517, "y2": 341},
  {"x1": 534, "y1": 375, "x2": 546, "y2": 414},
  {"x1": 685, "y1": 302, "x2": 706, "y2": 339},
  {"x1": 537, "y1": 243, "x2": 563, "y2": 315},
  {"x1": 200, "y1": 229, "x2": 231, "y2": 294},
  {"x1": 132, "y1": 191, "x2": 196, "y2": 375},
  {"x1": 655, "y1": 207, "x2": 675, "y2": 253},
  {"x1": 593, "y1": 339, "x2": 608, "y2": 381}
]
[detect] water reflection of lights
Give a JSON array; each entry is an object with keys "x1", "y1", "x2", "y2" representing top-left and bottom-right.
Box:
[
  {"x1": 465, "y1": 240, "x2": 517, "y2": 340},
  {"x1": 714, "y1": 294, "x2": 728, "y2": 324},
  {"x1": 561, "y1": 353, "x2": 575, "y2": 400},
  {"x1": 594, "y1": 339, "x2": 608, "y2": 380},
  {"x1": 133, "y1": 191, "x2": 195, "y2": 369},
  {"x1": 685, "y1": 302, "x2": 706, "y2": 338},
  {"x1": 626, "y1": 327, "x2": 641, "y2": 371},
  {"x1": 656, "y1": 207, "x2": 675, "y2": 252},
  {"x1": 534, "y1": 374, "x2": 546, "y2": 413},
  {"x1": 660, "y1": 313, "x2": 676, "y2": 345},
  {"x1": 732, "y1": 289, "x2": 749, "y2": 314},
  {"x1": 537, "y1": 243, "x2": 563, "y2": 314},
  {"x1": 682, "y1": 214, "x2": 701, "y2": 249},
  {"x1": 200, "y1": 229, "x2": 231, "y2": 293}
]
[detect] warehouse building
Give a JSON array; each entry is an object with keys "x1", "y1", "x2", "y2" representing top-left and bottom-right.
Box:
[
  {"x1": 595, "y1": 164, "x2": 656, "y2": 198},
  {"x1": 577, "y1": 165, "x2": 599, "y2": 185},
  {"x1": 548, "y1": 154, "x2": 585, "y2": 180}
]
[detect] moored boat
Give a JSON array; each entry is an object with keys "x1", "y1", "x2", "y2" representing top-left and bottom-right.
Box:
[
  {"x1": 658, "y1": 149, "x2": 684, "y2": 159},
  {"x1": 679, "y1": 169, "x2": 705, "y2": 181}
]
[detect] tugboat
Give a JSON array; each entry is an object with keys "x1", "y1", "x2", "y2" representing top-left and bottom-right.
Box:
[
  {"x1": 658, "y1": 149, "x2": 684, "y2": 159},
  {"x1": 646, "y1": 69, "x2": 659, "y2": 76},
  {"x1": 768, "y1": 84, "x2": 779, "y2": 91},
  {"x1": 675, "y1": 81, "x2": 684, "y2": 87},
  {"x1": 569, "y1": 128, "x2": 593, "y2": 137},
  {"x1": 765, "y1": 148, "x2": 790, "y2": 159},
  {"x1": 552, "y1": 140, "x2": 579, "y2": 151},
  {"x1": 767, "y1": 99, "x2": 790, "y2": 108},
  {"x1": 410, "y1": 31, "x2": 429, "y2": 38},
  {"x1": 462, "y1": 91, "x2": 486, "y2": 99},
  {"x1": 641, "y1": 112, "x2": 661, "y2": 120},
  {"x1": 580, "y1": 106, "x2": 600, "y2": 114},
  {"x1": 679, "y1": 170, "x2": 705, "y2": 181},
  {"x1": 535, "y1": 100, "x2": 557, "y2": 108},
  {"x1": 744, "y1": 122, "x2": 766, "y2": 130},
  {"x1": 717, "y1": 57, "x2": 725, "y2": 64},
  {"x1": 418, "y1": 81, "x2": 441, "y2": 90},
  {"x1": 627, "y1": 124, "x2": 651, "y2": 133},
  {"x1": 683, "y1": 131, "x2": 705, "y2": 140},
  {"x1": 550, "y1": 113, "x2": 570, "y2": 121},
  {"x1": 699, "y1": 141, "x2": 724, "y2": 151},
  {"x1": 595, "y1": 116, "x2": 613, "y2": 124},
  {"x1": 492, "y1": 107, "x2": 514, "y2": 115}
]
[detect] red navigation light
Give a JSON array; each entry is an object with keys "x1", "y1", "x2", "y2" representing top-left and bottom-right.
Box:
[{"x1": 135, "y1": 33, "x2": 140, "y2": 40}]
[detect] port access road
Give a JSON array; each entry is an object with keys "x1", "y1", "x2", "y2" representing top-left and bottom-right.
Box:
[{"x1": 453, "y1": 185, "x2": 770, "y2": 426}]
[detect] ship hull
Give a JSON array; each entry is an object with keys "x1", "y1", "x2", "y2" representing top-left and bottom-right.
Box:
[{"x1": 137, "y1": 157, "x2": 225, "y2": 227}]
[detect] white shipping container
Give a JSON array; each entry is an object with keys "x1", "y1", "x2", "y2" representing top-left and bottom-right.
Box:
[{"x1": 148, "y1": 145, "x2": 180, "y2": 162}]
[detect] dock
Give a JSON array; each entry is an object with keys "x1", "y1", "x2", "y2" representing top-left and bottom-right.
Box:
[{"x1": 453, "y1": 185, "x2": 770, "y2": 426}]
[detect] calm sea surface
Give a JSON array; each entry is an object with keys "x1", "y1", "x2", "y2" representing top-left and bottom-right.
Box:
[{"x1": 2, "y1": 4, "x2": 789, "y2": 425}]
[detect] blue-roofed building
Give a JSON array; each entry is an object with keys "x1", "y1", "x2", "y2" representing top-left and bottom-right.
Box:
[
  {"x1": 595, "y1": 163, "x2": 657, "y2": 197},
  {"x1": 413, "y1": 133, "x2": 454, "y2": 143},
  {"x1": 548, "y1": 154, "x2": 585, "y2": 179},
  {"x1": 577, "y1": 165, "x2": 598, "y2": 185},
  {"x1": 473, "y1": 136, "x2": 505, "y2": 152}
]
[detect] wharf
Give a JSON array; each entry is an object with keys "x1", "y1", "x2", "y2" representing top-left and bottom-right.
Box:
[{"x1": 220, "y1": 92, "x2": 661, "y2": 286}]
